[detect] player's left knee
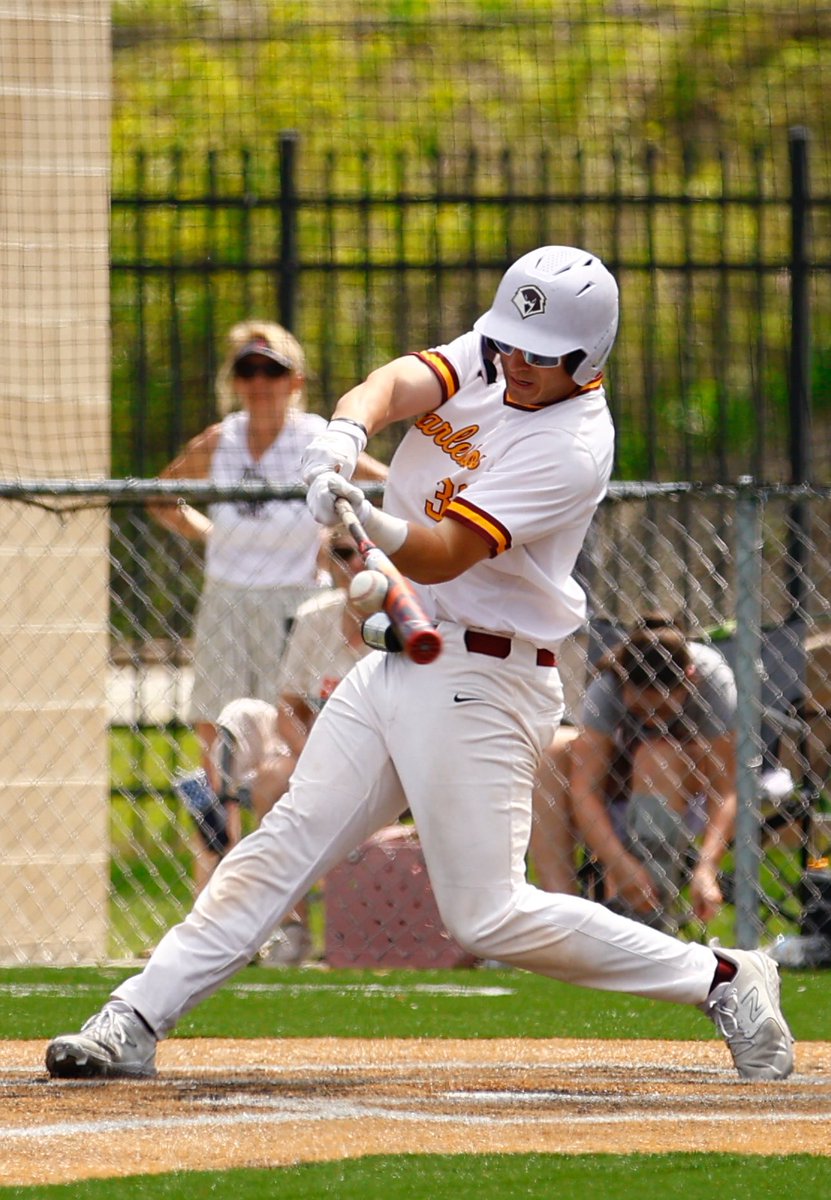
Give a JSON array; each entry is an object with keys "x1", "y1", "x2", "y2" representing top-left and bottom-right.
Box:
[{"x1": 440, "y1": 902, "x2": 524, "y2": 961}]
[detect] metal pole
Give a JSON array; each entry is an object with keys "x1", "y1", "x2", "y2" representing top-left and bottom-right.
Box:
[
  {"x1": 787, "y1": 126, "x2": 811, "y2": 613},
  {"x1": 734, "y1": 479, "x2": 764, "y2": 949},
  {"x1": 279, "y1": 130, "x2": 299, "y2": 331}
]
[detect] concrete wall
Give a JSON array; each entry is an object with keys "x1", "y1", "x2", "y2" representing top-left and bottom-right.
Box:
[{"x1": 0, "y1": 2, "x2": 111, "y2": 962}]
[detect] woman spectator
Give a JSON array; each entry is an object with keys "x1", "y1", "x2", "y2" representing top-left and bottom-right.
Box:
[{"x1": 148, "y1": 319, "x2": 387, "y2": 825}]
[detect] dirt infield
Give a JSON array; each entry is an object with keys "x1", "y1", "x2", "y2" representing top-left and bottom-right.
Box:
[{"x1": 1, "y1": 1037, "x2": 830, "y2": 1185}]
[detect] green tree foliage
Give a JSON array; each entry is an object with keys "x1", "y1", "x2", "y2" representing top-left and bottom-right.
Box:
[
  {"x1": 109, "y1": 2, "x2": 831, "y2": 484},
  {"x1": 112, "y1": 1, "x2": 831, "y2": 173}
]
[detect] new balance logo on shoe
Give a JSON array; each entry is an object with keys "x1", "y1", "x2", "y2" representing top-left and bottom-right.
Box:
[{"x1": 745, "y1": 985, "x2": 765, "y2": 1026}]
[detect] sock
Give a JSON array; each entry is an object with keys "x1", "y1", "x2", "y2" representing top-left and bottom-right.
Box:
[{"x1": 710, "y1": 955, "x2": 737, "y2": 993}]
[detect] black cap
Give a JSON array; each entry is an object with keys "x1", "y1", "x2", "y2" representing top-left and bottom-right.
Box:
[{"x1": 233, "y1": 338, "x2": 294, "y2": 370}]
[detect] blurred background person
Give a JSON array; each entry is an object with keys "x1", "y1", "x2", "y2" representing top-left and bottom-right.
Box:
[
  {"x1": 148, "y1": 318, "x2": 387, "y2": 798},
  {"x1": 531, "y1": 615, "x2": 737, "y2": 935},
  {"x1": 176, "y1": 526, "x2": 374, "y2": 963}
]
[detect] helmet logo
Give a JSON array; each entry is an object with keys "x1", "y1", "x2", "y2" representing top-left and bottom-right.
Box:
[{"x1": 511, "y1": 285, "x2": 547, "y2": 319}]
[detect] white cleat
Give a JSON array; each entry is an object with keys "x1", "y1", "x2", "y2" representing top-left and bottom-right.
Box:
[
  {"x1": 46, "y1": 1001, "x2": 157, "y2": 1079},
  {"x1": 701, "y1": 946, "x2": 795, "y2": 1080}
]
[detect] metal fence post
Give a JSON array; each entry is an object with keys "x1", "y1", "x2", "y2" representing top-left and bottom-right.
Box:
[
  {"x1": 279, "y1": 130, "x2": 299, "y2": 331},
  {"x1": 788, "y1": 126, "x2": 812, "y2": 614},
  {"x1": 734, "y1": 478, "x2": 764, "y2": 948}
]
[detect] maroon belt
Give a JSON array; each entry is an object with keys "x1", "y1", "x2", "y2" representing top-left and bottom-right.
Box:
[{"x1": 464, "y1": 629, "x2": 557, "y2": 667}]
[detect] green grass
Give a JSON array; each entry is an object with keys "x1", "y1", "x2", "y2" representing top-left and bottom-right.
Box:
[
  {"x1": 109, "y1": 855, "x2": 195, "y2": 957},
  {"x1": 4, "y1": 1154, "x2": 831, "y2": 1199},
  {"x1": 110, "y1": 725, "x2": 198, "y2": 802},
  {"x1": 0, "y1": 963, "x2": 828, "y2": 1043}
]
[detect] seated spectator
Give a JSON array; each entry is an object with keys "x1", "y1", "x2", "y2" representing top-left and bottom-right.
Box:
[
  {"x1": 530, "y1": 614, "x2": 737, "y2": 934},
  {"x1": 175, "y1": 526, "x2": 372, "y2": 962}
]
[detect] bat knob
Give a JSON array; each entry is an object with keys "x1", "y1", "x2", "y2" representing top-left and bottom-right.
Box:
[{"x1": 407, "y1": 627, "x2": 443, "y2": 665}]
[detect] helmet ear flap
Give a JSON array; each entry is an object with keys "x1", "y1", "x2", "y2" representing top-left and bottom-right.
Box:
[{"x1": 562, "y1": 349, "x2": 587, "y2": 379}]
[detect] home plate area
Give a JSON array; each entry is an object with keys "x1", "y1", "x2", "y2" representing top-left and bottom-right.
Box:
[{"x1": 1, "y1": 1038, "x2": 831, "y2": 1184}]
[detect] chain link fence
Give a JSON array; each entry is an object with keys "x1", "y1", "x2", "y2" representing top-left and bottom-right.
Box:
[{"x1": 3, "y1": 482, "x2": 831, "y2": 965}]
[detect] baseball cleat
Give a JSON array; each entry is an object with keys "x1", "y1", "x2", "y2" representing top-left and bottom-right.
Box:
[
  {"x1": 701, "y1": 946, "x2": 794, "y2": 1080},
  {"x1": 45, "y1": 1001, "x2": 157, "y2": 1079}
]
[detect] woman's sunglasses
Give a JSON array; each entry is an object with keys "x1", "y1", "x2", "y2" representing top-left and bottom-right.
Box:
[
  {"x1": 233, "y1": 358, "x2": 291, "y2": 380},
  {"x1": 487, "y1": 338, "x2": 562, "y2": 368}
]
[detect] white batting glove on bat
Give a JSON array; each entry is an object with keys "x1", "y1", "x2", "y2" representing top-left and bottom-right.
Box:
[
  {"x1": 300, "y1": 417, "x2": 368, "y2": 484},
  {"x1": 306, "y1": 470, "x2": 361, "y2": 526},
  {"x1": 307, "y1": 472, "x2": 407, "y2": 554}
]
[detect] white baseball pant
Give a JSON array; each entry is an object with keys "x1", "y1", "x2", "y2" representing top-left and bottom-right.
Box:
[{"x1": 117, "y1": 622, "x2": 717, "y2": 1036}]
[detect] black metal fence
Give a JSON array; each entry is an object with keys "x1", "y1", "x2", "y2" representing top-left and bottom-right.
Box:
[{"x1": 111, "y1": 130, "x2": 831, "y2": 483}]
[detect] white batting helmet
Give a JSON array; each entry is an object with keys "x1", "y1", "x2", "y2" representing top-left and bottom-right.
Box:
[{"x1": 473, "y1": 246, "x2": 619, "y2": 385}]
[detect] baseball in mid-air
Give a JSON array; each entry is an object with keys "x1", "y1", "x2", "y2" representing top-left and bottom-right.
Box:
[{"x1": 348, "y1": 569, "x2": 389, "y2": 615}]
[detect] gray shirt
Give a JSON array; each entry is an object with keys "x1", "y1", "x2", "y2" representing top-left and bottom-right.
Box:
[{"x1": 581, "y1": 640, "x2": 736, "y2": 745}]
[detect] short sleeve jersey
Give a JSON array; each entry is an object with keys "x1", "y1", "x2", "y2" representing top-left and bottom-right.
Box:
[
  {"x1": 382, "y1": 331, "x2": 615, "y2": 644},
  {"x1": 582, "y1": 641, "x2": 737, "y2": 744}
]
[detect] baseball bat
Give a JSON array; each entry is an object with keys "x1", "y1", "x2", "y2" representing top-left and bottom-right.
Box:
[{"x1": 334, "y1": 497, "x2": 443, "y2": 665}]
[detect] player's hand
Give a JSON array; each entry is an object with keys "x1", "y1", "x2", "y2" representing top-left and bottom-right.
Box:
[
  {"x1": 300, "y1": 418, "x2": 368, "y2": 484},
  {"x1": 306, "y1": 470, "x2": 372, "y2": 527},
  {"x1": 690, "y1": 861, "x2": 723, "y2": 923}
]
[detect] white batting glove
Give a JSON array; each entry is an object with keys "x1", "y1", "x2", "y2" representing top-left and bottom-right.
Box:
[
  {"x1": 300, "y1": 417, "x2": 368, "y2": 484},
  {"x1": 306, "y1": 471, "x2": 370, "y2": 527},
  {"x1": 307, "y1": 472, "x2": 408, "y2": 554}
]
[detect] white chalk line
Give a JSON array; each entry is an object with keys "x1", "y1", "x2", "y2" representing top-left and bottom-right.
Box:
[
  {"x1": 0, "y1": 981, "x2": 514, "y2": 999},
  {"x1": 2, "y1": 1091, "x2": 829, "y2": 1143},
  {"x1": 0, "y1": 1058, "x2": 731, "y2": 1081}
]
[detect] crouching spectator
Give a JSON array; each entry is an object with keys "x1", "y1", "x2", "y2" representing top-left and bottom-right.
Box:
[{"x1": 531, "y1": 616, "x2": 737, "y2": 935}]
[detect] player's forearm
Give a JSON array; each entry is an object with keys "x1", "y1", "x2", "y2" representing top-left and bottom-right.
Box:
[
  {"x1": 387, "y1": 524, "x2": 467, "y2": 584},
  {"x1": 379, "y1": 509, "x2": 491, "y2": 584},
  {"x1": 332, "y1": 367, "x2": 407, "y2": 438},
  {"x1": 333, "y1": 357, "x2": 441, "y2": 437}
]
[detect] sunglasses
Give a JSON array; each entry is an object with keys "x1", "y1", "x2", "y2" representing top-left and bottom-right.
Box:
[
  {"x1": 331, "y1": 545, "x2": 359, "y2": 562},
  {"x1": 488, "y1": 338, "x2": 562, "y2": 368},
  {"x1": 233, "y1": 358, "x2": 291, "y2": 380}
]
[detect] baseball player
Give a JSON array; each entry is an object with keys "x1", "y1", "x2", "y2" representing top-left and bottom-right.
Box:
[{"x1": 46, "y1": 245, "x2": 793, "y2": 1082}]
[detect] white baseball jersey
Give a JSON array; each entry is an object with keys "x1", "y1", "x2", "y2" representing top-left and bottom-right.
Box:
[
  {"x1": 206, "y1": 408, "x2": 326, "y2": 588},
  {"x1": 384, "y1": 332, "x2": 614, "y2": 644},
  {"x1": 116, "y1": 330, "x2": 720, "y2": 1040}
]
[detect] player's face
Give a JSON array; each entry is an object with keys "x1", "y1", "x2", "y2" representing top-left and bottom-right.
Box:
[{"x1": 496, "y1": 347, "x2": 579, "y2": 407}]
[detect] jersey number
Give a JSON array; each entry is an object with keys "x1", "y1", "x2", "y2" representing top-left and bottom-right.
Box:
[{"x1": 425, "y1": 478, "x2": 466, "y2": 522}]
